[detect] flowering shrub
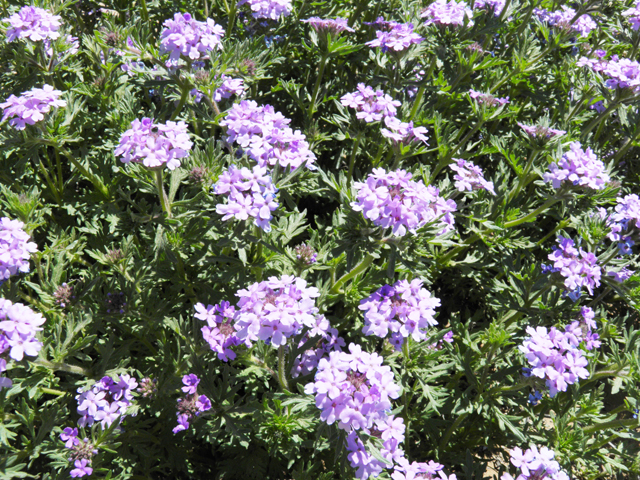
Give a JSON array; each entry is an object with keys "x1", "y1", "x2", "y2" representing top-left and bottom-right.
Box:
[{"x1": 1, "y1": 0, "x2": 640, "y2": 479}]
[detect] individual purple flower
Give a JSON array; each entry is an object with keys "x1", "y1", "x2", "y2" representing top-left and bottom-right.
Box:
[
  {"x1": 237, "y1": 0, "x2": 292, "y2": 20},
  {"x1": 502, "y1": 445, "x2": 570, "y2": 480},
  {"x1": 291, "y1": 325, "x2": 345, "y2": 378},
  {"x1": 535, "y1": 6, "x2": 597, "y2": 38},
  {"x1": 468, "y1": 89, "x2": 509, "y2": 107},
  {"x1": 302, "y1": 17, "x2": 354, "y2": 36},
  {"x1": 547, "y1": 236, "x2": 601, "y2": 299},
  {"x1": 0, "y1": 85, "x2": 66, "y2": 130},
  {"x1": 351, "y1": 168, "x2": 457, "y2": 237},
  {"x1": 381, "y1": 117, "x2": 429, "y2": 146},
  {"x1": 543, "y1": 141, "x2": 609, "y2": 190},
  {"x1": 623, "y1": 0, "x2": 640, "y2": 30},
  {"x1": 341, "y1": 84, "x2": 401, "y2": 123},
  {"x1": 518, "y1": 122, "x2": 566, "y2": 141},
  {"x1": 173, "y1": 374, "x2": 211, "y2": 434},
  {"x1": 3, "y1": 6, "x2": 61, "y2": 43},
  {"x1": 69, "y1": 459, "x2": 93, "y2": 478},
  {"x1": 473, "y1": 0, "x2": 505, "y2": 15},
  {"x1": 76, "y1": 374, "x2": 137, "y2": 429},
  {"x1": 114, "y1": 117, "x2": 193, "y2": 170},
  {"x1": 607, "y1": 266, "x2": 635, "y2": 283},
  {"x1": 195, "y1": 301, "x2": 244, "y2": 361},
  {"x1": 0, "y1": 217, "x2": 38, "y2": 281},
  {"x1": 365, "y1": 22, "x2": 423, "y2": 52},
  {"x1": 214, "y1": 164, "x2": 279, "y2": 232},
  {"x1": 421, "y1": 0, "x2": 473, "y2": 27},
  {"x1": 359, "y1": 279, "x2": 440, "y2": 350},
  {"x1": 213, "y1": 75, "x2": 246, "y2": 102},
  {"x1": 159, "y1": 13, "x2": 224, "y2": 67},
  {"x1": 219, "y1": 100, "x2": 316, "y2": 170},
  {"x1": 449, "y1": 158, "x2": 495, "y2": 195},
  {"x1": 60, "y1": 427, "x2": 80, "y2": 449}
]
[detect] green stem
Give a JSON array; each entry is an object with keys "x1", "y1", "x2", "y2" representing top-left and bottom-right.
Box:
[
  {"x1": 171, "y1": 84, "x2": 191, "y2": 121},
  {"x1": 347, "y1": 131, "x2": 364, "y2": 183},
  {"x1": 581, "y1": 100, "x2": 620, "y2": 139},
  {"x1": 139, "y1": 0, "x2": 149, "y2": 23},
  {"x1": 37, "y1": 158, "x2": 62, "y2": 204},
  {"x1": 54, "y1": 148, "x2": 64, "y2": 193},
  {"x1": 307, "y1": 53, "x2": 329, "y2": 121},
  {"x1": 509, "y1": 149, "x2": 540, "y2": 202},
  {"x1": 330, "y1": 254, "x2": 375, "y2": 294},
  {"x1": 39, "y1": 387, "x2": 67, "y2": 396},
  {"x1": 440, "y1": 412, "x2": 469, "y2": 450},
  {"x1": 55, "y1": 145, "x2": 110, "y2": 199},
  {"x1": 503, "y1": 198, "x2": 560, "y2": 228},
  {"x1": 277, "y1": 345, "x2": 290, "y2": 393},
  {"x1": 582, "y1": 418, "x2": 638, "y2": 435},
  {"x1": 154, "y1": 169, "x2": 172, "y2": 217},
  {"x1": 439, "y1": 234, "x2": 480, "y2": 265},
  {"x1": 36, "y1": 359, "x2": 91, "y2": 377}
]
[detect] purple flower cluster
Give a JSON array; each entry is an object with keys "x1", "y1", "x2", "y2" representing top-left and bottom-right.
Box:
[
  {"x1": 473, "y1": 0, "x2": 505, "y2": 15},
  {"x1": 341, "y1": 84, "x2": 401, "y2": 123},
  {"x1": 501, "y1": 445, "x2": 570, "y2": 480},
  {"x1": 302, "y1": 17, "x2": 354, "y2": 36},
  {"x1": 214, "y1": 164, "x2": 278, "y2": 232},
  {"x1": 291, "y1": 323, "x2": 345, "y2": 377},
  {"x1": 469, "y1": 89, "x2": 509, "y2": 107},
  {"x1": 114, "y1": 117, "x2": 193, "y2": 170},
  {"x1": 294, "y1": 243, "x2": 317, "y2": 265},
  {"x1": 76, "y1": 374, "x2": 138, "y2": 428},
  {"x1": 421, "y1": 0, "x2": 473, "y2": 28},
  {"x1": 0, "y1": 217, "x2": 37, "y2": 281},
  {"x1": 4, "y1": 6, "x2": 61, "y2": 42},
  {"x1": 381, "y1": 117, "x2": 429, "y2": 146},
  {"x1": 449, "y1": 158, "x2": 496, "y2": 195},
  {"x1": 351, "y1": 168, "x2": 457, "y2": 237},
  {"x1": 237, "y1": 0, "x2": 292, "y2": 20},
  {"x1": 534, "y1": 6, "x2": 597, "y2": 37},
  {"x1": 173, "y1": 374, "x2": 212, "y2": 433},
  {"x1": 546, "y1": 236, "x2": 601, "y2": 300},
  {"x1": 219, "y1": 100, "x2": 317, "y2": 170},
  {"x1": 1, "y1": 85, "x2": 66, "y2": 130},
  {"x1": 0, "y1": 299, "x2": 46, "y2": 389},
  {"x1": 577, "y1": 55, "x2": 640, "y2": 93},
  {"x1": 159, "y1": 13, "x2": 224, "y2": 67},
  {"x1": 365, "y1": 21, "x2": 423, "y2": 52},
  {"x1": 391, "y1": 459, "x2": 457, "y2": 480},
  {"x1": 359, "y1": 279, "x2": 440, "y2": 350},
  {"x1": 518, "y1": 122, "x2": 566, "y2": 140},
  {"x1": 543, "y1": 141, "x2": 609, "y2": 190},
  {"x1": 195, "y1": 301, "x2": 245, "y2": 362},
  {"x1": 519, "y1": 318, "x2": 594, "y2": 397},
  {"x1": 213, "y1": 75, "x2": 246, "y2": 102},
  {"x1": 60, "y1": 428, "x2": 98, "y2": 478},
  {"x1": 623, "y1": 1, "x2": 640, "y2": 31}
]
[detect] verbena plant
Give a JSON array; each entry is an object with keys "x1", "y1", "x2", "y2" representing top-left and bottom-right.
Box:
[{"x1": 0, "y1": 0, "x2": 639, "y2": 478}]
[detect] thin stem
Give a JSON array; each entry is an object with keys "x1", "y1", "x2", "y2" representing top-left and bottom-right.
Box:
[
  {"x1": 54, "y1": 145, "x2": 110, "y2": 199},
  {"x1": 330, "y1": 254, "x2": 375, "y2": 294},
  {"x1": 347, "y1": 131, "x2": 364, "y2": 183},
  {"x1": 581, "y1": 100, "x2": 620, "y2": 139},
  {"x1": 277, "y1": 345, "x2": 290, "y2": 393},
  {"x1": 36, "y1": 359, "x2": 91, "y2": 377},
  {"x1": 503, "y1": 198, "x2": 560, "y2": 229},
  {"x1": 40, "y1": 387, "x2": 67, "y2": 396},
  {"x1": 307, "y1": 53, "x2": 329, "y2": 121},
  {"x1": 509, "y1": 149, "x2": 540, "y2": 202},
  {"x1": 439, "y1": 412, "x2": 469, "y2": 450},
  {"x1": 37, "y1": 158, "x2": 62, "y2": 204},
  {"x1": 154, "y1": 169, "x2": 172, "y2": 217},
  {"x1": 170, "y1": 85, "x2": 190, "y2": 122},
  {"x1": 582, "y1": 418, "x2": 638, "y2": 435}
]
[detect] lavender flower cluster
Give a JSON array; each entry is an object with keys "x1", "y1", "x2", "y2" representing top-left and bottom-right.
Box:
[
  {"x1": 577, "y1": 55, "x2": 640, "y2": 94},
  {"x1": 114, "y1": 117, "x2": 193, "y2": 170},
  {"x1": 365, "y1": 21, "x2": 423, "y2": 52},
  {"x1": 173, "y1": 374, "x2": 212, "y2": 433},
  {"x1": 518, "y1": 123, "x2": 566, "y2": 140},
  {"x1": 302, "y1": 17, "x2": 354, "y2": 36},
  {"x1": 474, "y1": 0, "x2": 505, "y2": 15},
  {"x1": 449, "y1": 158, "x2": 495, "y2": 195},
  {"x1": 341, "y1": 84, "x2": 401, "y2": 123},
  {"x1": 1, "y1": 85, "x2": 66, "y2": 130},
  {"x1": 352, "y1": 168, "x2": 457, "y2": 237},
  {"x1": 219, "y1": 100, "x2": 316, "y2": 171},
  {"x1": 520, "y1": 308, "x2": 598, "y2": 398},
  {"x1": 159, "y1": 13, "x2": 225, "y2": 67},
  {"x1": 381, "y1": 117, "x2": 429, "y2": 146},
  {"x1": 623, "y1": 0, "x2": 640, "y2": 31},
  {"x1": 3, "y1": 6, "x2": 61, "y2": 43},
  {"x1": 214, "y1": 164, "x2": 278, "y2": 231},
  {"x1": 195, "y1": 301, "x2": 246, "y2": 362},
  {"x1": 0, "y1": 299, "x2": 46, "y2": 389},
  {"x1": 534, "y1": 6, "x2": 597, "y2": 37},
  {"x1": 76, "y1": 374, "x2": 138, "y2": 428},
  {"x1": 543, "y1": 141, "x2": 609, "y2": 190},
  {"x1": 546, "y1": 236, "x2": 601, "y2": 300},
  {"x1": 213, "y1": 75, "x2": 246, "y2": 102},
  {"x1": 0, "y1": 217, "x2": 37, "y2": 282},
  {"x1": 359, "y1": 279, "x2": 441, "y2": 350},
  {"x1": 237, "y1": 0, "x2": 292, "y2": 20},
  {"x1": 60, "y1": 428, "x2": 97, "y2": 478},
  {"x1": 421, "y1": 0, "x2": 473, "y2": 28},
  {"x1": 502, "y1": 445, "x2": 570, "y2": 480},
  {"x1": 468, "y1": 89, "x2": 509, "y2": 107},
  {"x1": 291, "y1": 324, "x2": 345, "y2": 377}
]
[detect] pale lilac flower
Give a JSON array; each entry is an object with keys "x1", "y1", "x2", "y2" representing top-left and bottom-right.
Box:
[
  {"x1": 213, "y1": 75, "x2": 246, "y2": 102},
  {"x1": 195, "y1": 301, "x2": 243, "y2": 361},
  {"x1": 503, "y1": 445, "x2": 570, "y2": 480},
  {"x1": 381, "y1": 117, "x2": 429, "y2": 146},
  {"x1": 0, "y1": 217, "x2": 38, "y2": 281},
  {"x1": 0, "y1": 85, "x2": 66, "y2": 130},
  {"x1": 237, "y1": 0, "x2": 292, "y2": 20},
  {"x1": 474, "y1": 0, "x2": 505, "y2": 15},
  {"x1": 468, "y1": 89, "x2": 509, "y2": 107},
  {"x1": 4, "y1": 6, "x2": 61, "y2": 42},
  {"x1": 535, "y1": 6, "x2": 597, "y2": 37},
  {"x1": 159, "y1": 13, "x2": 224, "y2": 67},
  {"x1": 76, "y1": 374, "x2": 138, "y2": 429},
  {"x1": 60, "y1": 427, "x2": 80, "y2": 449},
  {"x1": 421, "y1": 0, "x2": 473, "y2": 27},
  {"x1": 547, "y1": 236, "x2": 601, "y2": 299},
  {"x1": 70, "y1": 459, "x2": 93, "y2": 478},
  {"x1": 543, "y1": 141, "x2": 609, "y2": 190},
  {"x1": 352, "y1": 168, "x2": 457, "y2": 237},
  {"x1": 115, "y1": 117, "x2": 193, "y2": 170},
  {"x1": 366, "y1": 22, "x2": 423, "y2": 52},
  {"x1": 341, "y1": 84, "x2": 401, "y2": 122},
  {"x1": 449, "y1": 158, "x2": 495, "y2": 194},
  {"x1": 518, "y1": 122, "x2": 566, "y2": 140},
  {"x1": 173, "y1": 374, "x2": 212, "y2": 434},
  {"x1": 623, "y1": 1, "x2": 640, "y2": 30},
  {"x1": 302, "y1": 17, "x2": 354, "y2": 36},
  {"x1": 601, "y1": 58, "x2": 640, "y2": 93},
  {"x1": 607, "y1": 266, "x2": 634, "y2": 283}
]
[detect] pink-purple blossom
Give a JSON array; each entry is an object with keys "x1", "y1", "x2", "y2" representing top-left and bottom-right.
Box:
[
  {"x1": 449, "y1": 158, "x2": 495, "y2": 195},
  {"x1": 517, "y1": 122, "x2": 566, "y2": 140},
  {"x1": 473, "y1": 0, "x2": 505, "y2": 15},
  {"x1": 76, "y1": 374, "x2": 138, "y2": 428},
  {"x1": 173, "y1": 374, "x2": 211, "y2": 434},
  {"x1": 546, "y1": 236, "x2": 601, "y2": 300},
  {"x1": 468, "y1": 89, "x2": 509, "y2": 107},
  {"x1": 534, "y1": 6, "x2": 597, "y2": 37},
  {"x1": 159, "y1": 13, "x2": 224, "y2": 67},
  {"x1": 3, "y1": 6, "x2": 61, "y2": 43},
  {"x1": 381, "y1": 117, "x2": 429, "y2": 146},
  {"x1": 623, "y1": 0, "x2": 640, "y2": 30},
  {"x1": 359, "y1": 279, "x2": 440, "y2": 350},
  {"x1": 365, "y1": 22, "x2": 423, "y2": 52},
  {"x1": 421, "y1": 0, "x2": 473, "y2": 27},
  {"x1": 0, "y1": 85, "x2": 66, "y2": 130},
  {"x1": 69, "y1": 459, "x2": 93, "y2": 478},
  {"x1": 213, "y1": 75, "x2": 246, "y2": 102},
  {"x1": 501, "y1": 446, "x2": 570, "y2": 480},
  {"x1": 237, "y1": 0, "x2": 292, "y2": 20},
  {"x1": 195, "y1": 301, "x2": 245, "y2": 361},
  {"x1": 543, "y1": 141, "x2": 609, "y2": 190},
  {"x1": 302, "y1": 17, "x2": 354, "y2": 36},
  {"x1": 0, "y1": 217, "x2": 37, "y2": 281},
  {"x1": 351, "y1": 168, "x2": 457, "y2": 237},
  {"x1": 114, "y1": 117, "x2": 193, "y2": 170},
  {"x1": 341, "y1": 84, "x2": 401, "y2": 123}
]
